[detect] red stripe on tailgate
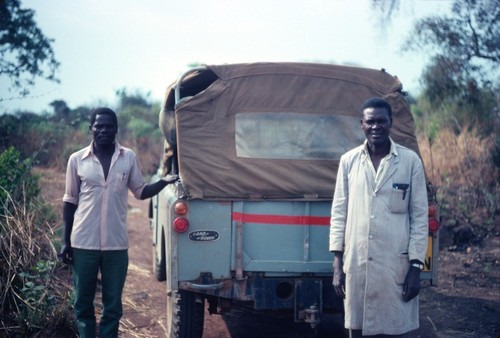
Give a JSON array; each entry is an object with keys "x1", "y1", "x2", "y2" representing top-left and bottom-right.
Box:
[{"x1": 232, "y1": 212, "x2": 330, "y2": 226}]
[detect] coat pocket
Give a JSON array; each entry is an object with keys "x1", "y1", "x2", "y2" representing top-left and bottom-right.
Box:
[
  {"x1": 396, "y1": 254, "x2": 410, "y2": 284},
  {"x1": 389, "y1": 183, "x2": 410, "y2": 213}
]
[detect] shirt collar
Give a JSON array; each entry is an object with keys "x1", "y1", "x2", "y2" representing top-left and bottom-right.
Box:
[
  {"x1": 361, "y1": 137, "x2": 398, "y2": 158},
  {"x1": 81, "y1": 141, "x2": 124, "y2": 160}
]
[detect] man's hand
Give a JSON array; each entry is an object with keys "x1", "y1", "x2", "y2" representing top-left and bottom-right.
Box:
[
  {"x1": 58, "y1": 244, "x2": 73, "y2": 265},
  {"x1": 402, "y1": 266, "x2": 421, "y2": 302},
  {"x1": 333, "y1": 253, "x2": 345, "y2": 298},
  {"x1": 141, "y1": 174, "x2": 179, "y2": 200},
  {"x1": 161, "y1": 174, "x2": 179, "y2": 184}
]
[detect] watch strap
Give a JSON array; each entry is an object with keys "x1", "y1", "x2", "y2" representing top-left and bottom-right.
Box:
[{"x1": 411, "y1": 262, "x2": 424, "y2": 270}]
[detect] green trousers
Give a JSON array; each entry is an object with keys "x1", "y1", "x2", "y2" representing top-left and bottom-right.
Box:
[{"x1": 72, "y1": 249, "x2": 128, "y2": 338}]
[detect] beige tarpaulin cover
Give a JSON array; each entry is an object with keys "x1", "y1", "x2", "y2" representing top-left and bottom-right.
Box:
[{"x1": 159, "y1": 62, "x2": 420, "y2": 200}]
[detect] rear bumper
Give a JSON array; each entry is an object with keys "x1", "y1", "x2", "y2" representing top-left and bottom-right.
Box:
[{"x1": 179, "y1": 274, "x2": 344, "y2": 315}]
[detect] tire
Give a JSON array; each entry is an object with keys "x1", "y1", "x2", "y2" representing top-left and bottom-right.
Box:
[
  {"x1": 166, "y1": 290, "x2": 205, "y2": 338},
  {"x1": 153, "y1": 230, "x2": 166, "y2": 282}
]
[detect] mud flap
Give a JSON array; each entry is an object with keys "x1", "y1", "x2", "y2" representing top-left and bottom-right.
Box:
[{"x1": 294, "y1": 279, "x2": 322, "y2": 328}]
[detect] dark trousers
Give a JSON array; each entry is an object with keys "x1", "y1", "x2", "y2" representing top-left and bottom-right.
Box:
[
  {"x1": 72, "y1": 249, "x2": 128, "y2": 338},
  {"x1": 349, "y1": 330, "x2": 409, "y2": 338}
]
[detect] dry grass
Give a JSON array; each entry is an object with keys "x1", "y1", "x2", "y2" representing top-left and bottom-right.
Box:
[
  {"x1": 418, "y1": 129, "x2": 500, "y2": 241},
  {"x1": 0, "y1": 189, "x2": 74, "y2": 337},
  {"x1": 420, "y1": 129, "x2": 498, "y2": 187}
]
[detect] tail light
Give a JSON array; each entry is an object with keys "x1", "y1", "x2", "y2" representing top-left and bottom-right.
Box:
[
  {"x1": 173, "y1": 217, "x2": 189, "y2": 233},
  {"x1": 428, "y1": 218, "x2": 440, "y2": 233},
  {"x1": 174, "y1": 201, "x2": 188, "y2": 215},
  {"x1": 428, "y1": 204, "x2": 438, "y2": 218},
  {"x1": 428, "y1": 202, "x2": 440, "y2": 234},
  {"x1": 172, "y1": 200, "x2": 189, "y2": 233}
]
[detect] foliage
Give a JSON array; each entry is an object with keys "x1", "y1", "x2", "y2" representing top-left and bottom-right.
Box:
[
  {"x1": 418, "y1": 129, "x2": 500, "y2": 244},
  {"x1": 370, "y1": 0, "x2": 400, "y2": 22},
  {"x1": 47, "y1": 101, "x2": 91, "y2": 129},
  {"x1": 403, "y1": 0, "x2": 499, "y2": 65},
  {"x1": 0, "y1": 89, "x2": 163, "y2": 336},
  {"x1": 114, "y1": 88, "x2": 163, "y2": 174},
  {"x1": 0, "y1": 113, "x2": 18, "y2": 149},
  {"x1": 417, "y1": 55, "x2": 498, "y2": 134},
  {"x1": 403, "y1": 0, "x2": 499, "y2": 135},
  {"x1": 0, "y1": 112, "x2": 69, "y2": 167},
  {"x1": 0, "y1": 181, "x2": 74, "y2": 337},
  {"x1": 115, "y1": 88, "x2": 159, "y2": 139},
  {"x1": 410, "y1": 100, "x2": 441, "y2": 145},
  {"x1": 0, "y1": 89, "x2": 163, "y2": 174},
  {"x1": 493, "y1": 133, "x2": 500, "y2": 168},
  {"x1": 0, "y1": 0, "x2": 60, "y2": 99},
  {"x1": 0, "y1": 147, "x2": 39, "y2": 214}
]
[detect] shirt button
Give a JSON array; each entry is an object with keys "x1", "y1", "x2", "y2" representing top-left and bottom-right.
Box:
[
  {"x1": 370, "y1": 215, "x2": 375, "y2": 219},
  {"x1": 369, "y1": 235, "x2": 374, "y2": 240},
  {"x1": 368, "y1": 257, "x2": 373, "y2": 261}
]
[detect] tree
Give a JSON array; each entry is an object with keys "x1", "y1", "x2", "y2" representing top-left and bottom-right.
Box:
[
  {"x1": 402, "y1": 0, "x2": 499, "y2": 134},
  {"x1": 402, "y1": 0, "x2": 499, "y2": 74},
  {"x1": 370, "y1": 0, "x2": 400, "y2": 22},
  {"x1": 114, "y1": 89, "x2": 163, "y2": 174},
  {"x1": 0, "y1": 0, "x2": 59, "y2": 99}
]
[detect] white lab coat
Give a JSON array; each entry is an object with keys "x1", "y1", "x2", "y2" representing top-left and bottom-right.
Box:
[{"x1": 329, "y1": 140, "x2": 428, "y2": 335}]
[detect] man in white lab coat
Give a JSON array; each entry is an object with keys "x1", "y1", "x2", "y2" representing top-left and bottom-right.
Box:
[{"x1": 329, "y1": 97, "x2": 428, "y2": 337}]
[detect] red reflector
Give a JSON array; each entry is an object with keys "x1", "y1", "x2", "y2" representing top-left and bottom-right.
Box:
[
  {"x1": 173, "y1": 217, "x2": 189, "y2": 233},
  {"x1": 428, "y1": 204, "x2": 438, "y2": 218},
  {"x1": 428, "y1": 218, "x2": 440, "y2": 233},
  {"x1": 174, "y1": 201, "x2": 188, "y2": 215}
]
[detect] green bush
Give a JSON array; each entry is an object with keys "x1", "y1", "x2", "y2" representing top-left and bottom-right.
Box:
[{"x1": 0, "y1": 147, "x2": 40, "y2": 214}]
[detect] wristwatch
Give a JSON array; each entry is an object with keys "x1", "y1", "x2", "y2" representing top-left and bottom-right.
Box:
[{"x1": 411, "y1": 261, "x2": 424, "y2": 270}]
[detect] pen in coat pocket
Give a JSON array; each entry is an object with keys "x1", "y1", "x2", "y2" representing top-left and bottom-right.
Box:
[{"x1": 393, "y1": 183, "x2": 409, "y2": 200}]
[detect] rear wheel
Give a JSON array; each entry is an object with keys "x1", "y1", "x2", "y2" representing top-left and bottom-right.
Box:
[{"x1": 166, "y1": 290, "x2": 205, "y2": 338}]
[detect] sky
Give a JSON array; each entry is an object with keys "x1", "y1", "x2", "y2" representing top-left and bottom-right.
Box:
[{"x1": 0, "y1": 0, "x2": 452, "y2": 114}]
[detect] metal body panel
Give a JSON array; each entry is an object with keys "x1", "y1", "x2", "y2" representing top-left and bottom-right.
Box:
[
  {"x1": 231, "y1": 201, "x2": 333, "y2": 274},
  {"x1": 176, "y1": 200, "x2": 232, "y2": 281},
  {"x1": 155, "y1": 193, "x2": 335, "y2": 282}
]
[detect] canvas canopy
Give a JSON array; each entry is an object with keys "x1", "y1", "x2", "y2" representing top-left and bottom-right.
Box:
[{"x1": 159, "y1": 62, "x2": 420, "y2": 200}]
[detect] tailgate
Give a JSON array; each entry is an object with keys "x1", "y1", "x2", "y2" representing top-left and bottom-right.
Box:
[{"x1": 231, "y1": 201, "x2": 333, "y2": 275}]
